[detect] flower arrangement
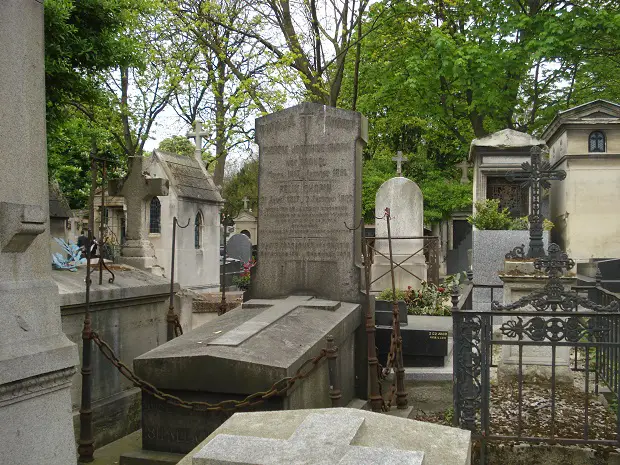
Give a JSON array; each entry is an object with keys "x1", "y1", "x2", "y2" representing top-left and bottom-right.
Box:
[
  {"x1": 233, "y1": 258, "x2": 256, "y2": 291},
  {"x1": 377, "y1": 282, "x2": 451, "y2": 316}
]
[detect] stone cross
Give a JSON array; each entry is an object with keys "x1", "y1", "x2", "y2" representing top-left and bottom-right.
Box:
[
  {"x1": 186, "y1": 119, "x2": 209, "y2": 162},
  {"x1": 506, "y1": 146, "x2": 566, "y2": 258},
  {"x1": 242, "y1": 196, "x2": 250, "y2": 210},
  {"x1": 392, "y1": 151, "x2": 407, "y2": 176},
  {"x1": 110, "y1": 156, "x2": 169, "y2": 269},
  {"x1": 193, "y1": 412, "x2": 425, "y2": 465},
  {"x1": 456, "y1": 160, "x2": 470, "y2": 184}
]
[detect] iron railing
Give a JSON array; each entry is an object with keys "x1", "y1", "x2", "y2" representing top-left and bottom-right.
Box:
[{"x1": 452, "y1": 245, "x2": 620, "y2": 464}]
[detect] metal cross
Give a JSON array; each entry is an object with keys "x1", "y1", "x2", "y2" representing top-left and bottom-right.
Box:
[
  {"x1": 534, "y1": 243, "x2": 575, "y2": 279},
  {"x1": 392, "y1": 151, "x2": 407, "y2": 176},
  {"x1": 186, "y1": 119, "x2": 209, "y2": 160},
  {"x1": 242, "y1": 196, "x2": 249, "y2": 210},
  {"x1": 506, "y1": 146, "x2": 566, "y2": 258},
  {"x1": 456, "y1": 160, "x2": 470, "y2": 184}
]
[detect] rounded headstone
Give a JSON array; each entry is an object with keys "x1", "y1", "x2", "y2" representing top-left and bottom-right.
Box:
[
  {"x1": 375, "y1": 177, "x2": 424, "y2": 255},
  {"x1": 227, "y1": 233, "x2": 252, "y2": 263}
]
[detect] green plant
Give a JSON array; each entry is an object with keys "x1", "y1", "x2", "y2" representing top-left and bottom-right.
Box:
[
  {"x1": 404, "y1": 282, "x2": 452, "y2": 316},
  {"x1": 444, "y1": 407, "x2": 454, "y2": 425},
  {"x1": 232, "y1": 259, "x2": 256, "y2": 291},
  {"x1": 377, "y1": 288, "x2": 407, "y2": 301},
  {"x1": 467, "y1": 199, "x2": 513, "y2": 230},
  {"x1": 510, "y1": 216, "x2": 555, "y2": 231}
]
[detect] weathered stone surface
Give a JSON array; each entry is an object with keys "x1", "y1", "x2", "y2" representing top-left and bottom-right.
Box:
[
  {"x1": 226, "y1": 233, "x2": 252, "y2": 263},
  {"x1": 133, "y1": 296, "x2": 361, "y2": 454},
  {"x1": 251, "y1": 103, "x2": 367, "y2": 302},
  {"x1": 193, "y1": 412, "x2": 424, "y2": 465},
  {"x1": 372, "y1": 176, "x2": 427, "y2": 292},
  {"x1": 0, "y1": 1, "x2": 78, "y2": 463},
  {"x1": 55, "y1": 265, "x2": 176, "y2": 448},
  {"x1": 180, "y1": 408, "x2": 470, "y2": 465}
]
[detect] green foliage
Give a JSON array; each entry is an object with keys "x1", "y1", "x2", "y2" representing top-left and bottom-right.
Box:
[
  {"x1": 362, "y1": 150, "x2": 472, "y2": 223},
  {"x1": 510, "y1": 216, "x2": 555, "y2": 231},
  {"x1": 221, "y1": 158, "x2": 259, "y2": 215},
  {"x1": 377, "y1": 288, "x2": 407, "y2": 301},
  {"x1": 467, "y1": 199, "x2": 513, "y2": 230},
  {"x1": 157, "y1": 136, "x2": 195, "y2": 157}
]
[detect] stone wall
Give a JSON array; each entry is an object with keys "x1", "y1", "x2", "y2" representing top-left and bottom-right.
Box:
[{"x1": 54, "y1": 266, "x2": 182, "y2": 448}]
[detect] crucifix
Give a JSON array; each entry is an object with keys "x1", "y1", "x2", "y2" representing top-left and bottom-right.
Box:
[
  {"x1": 242, "y1": 196, "x2": 249, "y2": 210},
  {"x1": 392, "y1": 151, "x2": 407, "y2": 176},
  {"x1": 456, "y1": 160, "x2": 470, "y2": 184},
  {"x1": 186, "y1": 119, "x2": 209, "y2": 162},
  {"x1": 506, "y1": 146, "x2": 566, "y2": 258}
]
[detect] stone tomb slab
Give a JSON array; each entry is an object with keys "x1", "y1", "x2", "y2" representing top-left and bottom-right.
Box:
[
  {"x1": 133, "y1": 296, "x2": 362, "y2": 454},
  {"x1": 179, "y1": 408, "x2": 471, "y2": 465},
  {"x1": 193, "y1": 412, "x2": 424, "y2": 465}
]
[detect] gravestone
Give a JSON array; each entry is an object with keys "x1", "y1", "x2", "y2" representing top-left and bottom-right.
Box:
[
  {"x1": 227, "y1": 233, "x2": 252, "y2": 263},
  {"x1": 251, "y1": 103, "x2": 367, "y2": 303},
  {"x1": 371, "y1": 175, "x2": 426, "y2": 292},
  {"x1": 181, "y1": 408, "x2": 471, "y2": 465},
  {"x1": 132, "y1": 296, "x2": 361, "y2": 456},
  {"x1": 0, "y1": 1, "x2": 78, "y2": 463}
]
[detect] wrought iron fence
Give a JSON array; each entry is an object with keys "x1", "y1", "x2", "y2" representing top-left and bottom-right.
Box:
[{"x1": 452, "y1": 245, "x2": 620, "y2": 464}]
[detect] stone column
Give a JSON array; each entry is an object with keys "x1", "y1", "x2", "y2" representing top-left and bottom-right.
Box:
[
  {"x1": 0, "y1": 1, "x2": 79, "y2": 463},
  {"x1": 497, "y1": 260, "x2": 575, "y2": 385}
]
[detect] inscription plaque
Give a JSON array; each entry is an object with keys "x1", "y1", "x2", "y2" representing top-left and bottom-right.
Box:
[{"x1": 252, "y1": 103, "x2": 367, "y2": 302}]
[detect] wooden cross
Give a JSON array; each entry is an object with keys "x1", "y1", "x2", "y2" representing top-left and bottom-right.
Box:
[
  {"x1": 186, "y1": 119, "x2": 209, "y2": 161},
  {"x1": 392, "y1": 151, "x2": 407, "y2": 176},
  {"x1": 242, "y1": 196, "x2": 249, "y2": 210},
  {"x1": 506, "y1": 146, "x2": 566, "y2": 258},
  {"x1": 456, "y1": 160, "x2": 470, "y2": 184}
]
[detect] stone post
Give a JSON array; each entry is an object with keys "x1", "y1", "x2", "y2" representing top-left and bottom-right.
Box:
[{"x1": 0, "y1": 1, "x2": 78, "y2": 463}]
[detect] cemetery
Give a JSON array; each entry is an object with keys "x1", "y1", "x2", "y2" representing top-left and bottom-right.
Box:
[{"x1": 3, "y1": 1, "x2": 620, "y2": 465}]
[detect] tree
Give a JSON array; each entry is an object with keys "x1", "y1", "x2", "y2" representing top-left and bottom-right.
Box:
[
  {"x1": 221, "y1": 157, "x2": 259, "y2": 214},
  {"x1": 192, "y1": 0, "x2": 382, "y2": 106},
  {"x1": 157, "y1": 136, "x2": 195, "y2": 157},
  {"x1": 169, "y1": 0, "x2": 285, "y2": 186}
]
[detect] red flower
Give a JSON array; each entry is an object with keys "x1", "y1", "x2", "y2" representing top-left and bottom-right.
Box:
[{"x1": 438, "y1": 287, "x2": 445, "y2": 292}]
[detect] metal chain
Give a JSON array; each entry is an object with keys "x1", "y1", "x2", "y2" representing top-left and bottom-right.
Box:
[
  {"x1": 90, "y1": 331, "x2": 326, "y2": 412},
  {"x1": 173, "y1": 314, "x2": 183, "y2": 337}
]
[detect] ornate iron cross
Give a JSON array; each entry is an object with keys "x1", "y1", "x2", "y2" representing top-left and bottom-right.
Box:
[
  {"x1": 506, "y1": 146, "x2": 566, "y2": 258},
  {"x1": 533, "y1": 243, "x2": 575, "y2": 308}
]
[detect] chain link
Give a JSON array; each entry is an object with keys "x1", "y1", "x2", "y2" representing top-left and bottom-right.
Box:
[
  {"x1": 90, "y1": 331, "x2": 326, "y2": 413},
  {"x1": 173, "y1": 314, "x2": 183, "y2": 337}
]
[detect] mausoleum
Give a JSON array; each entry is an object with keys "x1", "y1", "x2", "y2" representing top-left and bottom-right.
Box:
[{"x1": 542, "y1": 99, "x2": 620, "y2": 261}]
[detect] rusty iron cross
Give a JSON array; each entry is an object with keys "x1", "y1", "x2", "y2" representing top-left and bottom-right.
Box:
[{"x1": 506, "y1": 146, "x2": 566, "y2": 258}]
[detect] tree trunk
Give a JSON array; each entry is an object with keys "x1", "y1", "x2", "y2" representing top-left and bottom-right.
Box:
[{"x1": 213, "y1": 60, "x2": 227, "y2": 187}]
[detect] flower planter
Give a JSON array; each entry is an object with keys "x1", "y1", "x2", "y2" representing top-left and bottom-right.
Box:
[{"x1": 374, "y1": 299, "x2": 408, "y2": 326}]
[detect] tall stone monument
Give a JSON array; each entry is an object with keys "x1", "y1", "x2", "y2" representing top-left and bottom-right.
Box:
[
  {"x1": 371, "y1": 157, "x2": 427, "y2": 292},
  {"x1": 251, "y1": 103, "x2": 367, "y2": 302},
  {"x1": 111, "y1": 156, "x2": 169, "y2": 270},
  {"x1": 0, "y1": 1, "x2": 78, "y2": 463}
]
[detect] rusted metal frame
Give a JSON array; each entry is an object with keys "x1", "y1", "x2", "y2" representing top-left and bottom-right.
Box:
[
  {"x1": 326, "y1": 335, "x2": 342, "y2": 407},
  {"x1": 451, "y1": 284, "x2": 461, "y2": 427},
  {"x1": 385, "y1": 209, "x2": 407, "y2": 410},
  {"x1": 219, "y1": 213, "x2": 237, "y2": 316},
  {"x1": 167, "y1": 216, "x2": 190, "y2": 341},
  {"x1": 366, "y1": 242, "x2": 427, "y2": 285},
  {"x1": 362, "y1": 233, "x2": 383, "y2": 412},
  {"x1": 93, "y1": 156, "x2": 114, "y2": 284}
]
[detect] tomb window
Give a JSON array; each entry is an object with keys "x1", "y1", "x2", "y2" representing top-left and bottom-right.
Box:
[
  {"x1": 149, "y1": 197, "x2": 161, "y2": 234},
  {"x1": 240, "y1": 229, "x2": 251, "y2": 239},
  {"x1": 195, "y1": 211, "x2": 203, "y2": 249},
  {"x1": 486, "y1": 176, "x2": 529, "y2": 218},
  {"x1": 589, "y1": 131, "x2": 606, "y2": 153}
]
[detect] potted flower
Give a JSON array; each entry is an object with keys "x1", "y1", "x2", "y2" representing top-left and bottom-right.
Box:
[
  {"x1": 375, "y1": 288, "x2": 408, "y2": 326},
  {"x1": 232, "y1": 258, "x2": 256, "y2": 291}
]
